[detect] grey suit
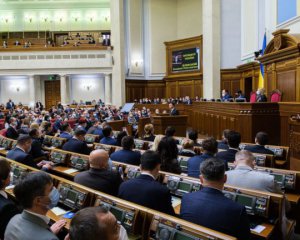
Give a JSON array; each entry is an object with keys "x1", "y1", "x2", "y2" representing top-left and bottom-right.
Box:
[
  {"x1": 226, "y1": 165, "x2": 280, "y2": 193},
  {"x1": 5, "y1": 211, "x2": 58, "y2": 240}
]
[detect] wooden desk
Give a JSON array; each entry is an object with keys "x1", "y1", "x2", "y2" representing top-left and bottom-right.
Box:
[
  {"x1": 52, "y1": 166, "x2": 79, "y2": 179},
  {"x1": 286, "y1": 193, "x2": 300, "y2": 204},
  {"x1": 0, "y1": 149, "x2": 7, "y2": 156},
  {"x1": 47, "y1": 209, "x2": 71, "y2": 229},
  {"x1": 152, "y1": 115, "x2": 188, "y2": 137}
]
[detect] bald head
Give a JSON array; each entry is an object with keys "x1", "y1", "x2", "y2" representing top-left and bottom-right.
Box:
[
  {"x1": 234, "y1": 150, "x2": 255, "y2": 168},
  {"x1": 89, "y1": 150, "x2": 109, "y2": 169}
]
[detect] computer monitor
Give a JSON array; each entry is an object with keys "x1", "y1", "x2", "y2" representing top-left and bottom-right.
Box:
[
  {"x1": 110, "y1": 206, "x2": 125, "y2": 222},
  {"x1": 235, "y1": 98, "x2": 247, "y2": 102},
  {"x1": 174, "y1": 232, "x2": 197, "y2": 240},
  {"x1": 85, "y1": 101, "x2": 92, "y2": 105},
  {"x1": 271, "y1": 173, "x2": 285, "y2": 186},
  {"x1": 120, "y1": 103, "x2": 135, "y2": 113},
  {"x1": 236, "y1": 194, "x2": 255, "y2": 209},
  {"x1": 66, "y1": 190, "x2": 78, "y2": 204},
  {"x1": 178, "y1": 182, "x2": 192, "y2": 193}
]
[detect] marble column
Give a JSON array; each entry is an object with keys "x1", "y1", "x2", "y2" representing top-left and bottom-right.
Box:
[
  {"x1": 28, "y1": 75, "x2": 36, "y2": 108},
  {"x1": 105, "y1": 74, "x2": 112, "y2": 104},
  {"x1": 60, "y1": 74, "x2": 68, "y2": 105},
  {"x1": 202, "y1": 0, "x2": 221, "y2": 99},
  {"x1": 110, "y1": 0, "x2": 126, "y2": 106}
]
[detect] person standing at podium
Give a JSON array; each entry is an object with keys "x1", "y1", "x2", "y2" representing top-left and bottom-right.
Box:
[{"x1": 169, "y1": 102, "x2": 179, "y2": 116}]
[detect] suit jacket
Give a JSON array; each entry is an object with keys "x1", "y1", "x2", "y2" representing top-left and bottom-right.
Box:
[
  {"x1": 0, "y1": 194, "x2": 20, "y2": 239},
  {"x1": 30, "y1": 137, "x2": 46, "y2": 159},
  {"x1": 100, "y1": 137, "x2": 117, "y2": 146},
  {"x1": 226, "y1": 165, "x2": 280, "y2": 193},
  {"x1": 5, "y1": 211, "x2": 58, "y2": 240},
  {"x1": 187, "y1": 153, "x2": 213, "y2": 178},
  {"x1": 161, "y1": 158, "x2": 182, "y2": 174},
  {"x1": 35, "y1": 102, "x2": 43, "y2": 110},
  {"x1": 216, "y1": 148, "x2": 239, "y2": 163},
  {"x1": 217, "y1": 140, "x2": 229, "y2": 150},
  {"x1": 170, "y1": 108, "x2": 179, "y2": 116},
  {"x1": 256, "y1": 94, "x2": 267, "y2": 102},
  {"x1": 59, "y1": 132, "x2": 72, "y2": 140},
  {"x1": 74, "y1": 168, "x2": 123, "y2": 196},
  {"x1": 110, "y1": 149, "x2": 141, "y2": 166},
  {"x1": 180, "y1": 187, "x2": 250, "y2": 240},
  {"x1": 6, "y1": 126, "x2": 19, "y2": 140},
  {"x1": 62, "y1": 138, "x2": 91, "y2": 155},
  {"x1": 118, "y1": 174, "x2": 174, "y2": 215},
  {"x1": 142, "y1": 134, "x2": 155, "y2": 142},
  {"x1": 5, "y1": 102, "x2": 14, "y2": 110},
  {"x1": 7, "y1": 148, "x2": 38, "y2": 169},
  {"x1": 244, "y1": 145, "x2": 274, "y2": 155}
]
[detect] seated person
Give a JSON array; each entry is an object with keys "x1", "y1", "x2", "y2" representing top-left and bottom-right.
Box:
[
  {"x1": 169, "y1": 102, "x2": 179, "y2": 116},
  {"x1": 69, "y1": 206, "x2": 128, "y2": 240},
  {"x1": 180, "y1": 158, "x2": 250, "y2": 240},
  {"x1": 99, "y1": 126, "x2": 117, "y2": 146},
  {"x1": 142, "y1": 123, "x2": 155, "y2": 142},
  {"x1": 235, "y1": 90, "x2": 245, "y2": 99},
  {"x1": 6, "y1": 117, "x2": 19, "y2": 140},
  {"x1": 7, "y1": 135, "x2": 51, "y2": 170},
  {"x1": 188, "y1": 137, "x2": 218, "y2": 178},
  {"x1": 5, "y1": 171, "x2": 66, "y2": 240},
  {"x1": 116, "y1": 131, "x2": 127, "y2": 147},
  {"x1": 41, "y1": 122, "x2": 55, "y2": 136},
  {"x1": 216, "y1": 130, "x2": 241, "y2": 163},
  {"x1": 244, "y1": 131, "x2": 274, "y2": 155},
  {"x1": 59, "y1": 123, "x2": 72, "y2": 140},
  {"x1": 0, "y1": 159, "x2": 20, "y2": 239},
  {"x1": 226, "y1": 150, "x2": 280, "y2": 193},
  {"x1": 62, "y1": 129, "x2": 91, "y2": 155},
  {"x1": 179, "y1": 139, "x2": 196, "y2": 157},
  {"x1": 218, "y1": 129, "x2": 230, "y2": 150},
  {"x1": 118, "y1": 151, "x2": 175, "y2": 215},
  {"x1": 157, "y1": 137, "x2": 181, "y2": 174},
  {"x1": 29, "y1": 129, "x2": 48, "y2": 159},
  {"x1": 188, "y1": 130, "x2": 201, "y2": 146},
  {"x1": 110, "y1": 136, "x2": 141, "y2": 166},
  {"x1": 256, "y1": 88, "x2": 267, "y2": 102},
  {"x1": 221, "y1": 89, "x2": 232, "y2": 102},
  {"x1": 74, "y1": 150, "x2": 123, "y2": 196}
]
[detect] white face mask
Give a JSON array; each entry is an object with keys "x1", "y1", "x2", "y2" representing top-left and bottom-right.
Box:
[
  {"x1": 256, "y1": 91, "x2": 260, "y2": 95},
  {"x1": 119, "y1": 225, "x2": 128, "y2": 240}
]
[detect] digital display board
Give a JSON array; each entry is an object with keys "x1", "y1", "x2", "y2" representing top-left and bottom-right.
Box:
[{"x1": 172, "y1": 48, "x2": 200, "y2": 73}]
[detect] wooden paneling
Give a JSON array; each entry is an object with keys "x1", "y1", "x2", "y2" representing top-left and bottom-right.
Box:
[
  {"x1": 277, "y1": 71, "x2": 296, "y2": 101},
  {"x1": 45, "y1": 80, "x2": 61, "y2": 109},
  {"x1": 221, "y1": 68, "x2": 242, "y2": 97}
]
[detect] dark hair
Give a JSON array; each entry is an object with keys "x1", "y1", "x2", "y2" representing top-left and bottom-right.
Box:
[
  {"x1": 227, "y1": 131, "x2": 241, "y2": 148},
  {"x1": 256, "y1": 132, "x2": 269, "y2": 145},
  {"x1": 157, "y1": 137, "x2": 178, "y2": 164},
  {"x1": 200, "y1": 158, "x2": 225, "y2": 181},
  {"x1": 116, "y1": 131, "x2": 127, "y2": 146},
  {"x1": 13, "y1": 171, "x2": 52, "y2": 209},
  {"x1": 165, "y1": 126, "x2": 176, "y2": 137},
  {"x1": 43, "y1": 122, "x2": 52, "y2": 131},
  {"x1": 121, "y1": 136, "x2": 134, "y2": 150},
  {"x1": 188, "y1": 130, "x2": 198, "y2": 142},
  {"x1": 75, "y1": 129, "x2": 86, "y2": 137},
  {"x1": 102, "y1": 126, "x2": 112, "y2": 138},
  {"x1": 223, "y1": 129, "x2": 231, "y2": 140},
  {"x1": 0, "y1": 159, "x2": 11, "y2": 189},
  {"x1": 140, "y1": 150, "x2": 161, "y2": 171},
  {"x1": 202, "y1": 137, "x2": 218, "y2": 154},
  {"x1": 17, "y1": 134, "x2": 32, "y2": 145},
  {"x1": 29, "y1": 128, "x2": 38, "y2": 138},
  {"x1": 69, "y1": 206, "x2": 109, "y2": 240},
  {"x1": 61, "y1": 123, "x2": 70, "y2": 132}
]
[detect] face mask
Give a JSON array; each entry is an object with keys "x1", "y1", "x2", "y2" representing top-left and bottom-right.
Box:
[
  {"x1": 222, "y1": 93, "x2": 225, "y2": 97},
  {"x1": 256, "y1": 91, "x2": 260, "y2": 95},
  {"x1": 48, "y1": 187, "x2": 60, "y2": 209},
  {"x1": 119, "y1": 225, "x2": 128, "y2": 240}
]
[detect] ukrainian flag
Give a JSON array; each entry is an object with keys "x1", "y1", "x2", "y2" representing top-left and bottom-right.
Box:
[{"x1": 258, "y1": 33, "x2": 267, "y2": 88}]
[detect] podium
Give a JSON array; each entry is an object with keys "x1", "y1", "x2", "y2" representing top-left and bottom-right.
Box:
[{"x1": 152, "y1": 115, "x2": 188, "y2": 137}]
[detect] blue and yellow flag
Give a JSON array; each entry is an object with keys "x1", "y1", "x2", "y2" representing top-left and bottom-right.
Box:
[{"x1": 258, "y1": 33, "x2": 267, "y2": 88}]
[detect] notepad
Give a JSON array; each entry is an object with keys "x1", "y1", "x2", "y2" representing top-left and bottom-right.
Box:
[
  {"x1": 251, "y1": 225, "x2": 266, "y2": 233},
  {"x1": 0, "y1": 147, "x2": 5, "y2": 150},
  {"x1": 51, "y1": 207, "x2": 68, "y2": 216},
  {"x1": 64, "y1": 168, "x2": 79, "y2": 174},
  {"x1": 171, "y1": 196, "x2": 182, "y2": 208}
]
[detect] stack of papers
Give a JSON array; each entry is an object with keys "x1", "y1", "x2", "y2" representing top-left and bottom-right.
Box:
[
  {"x1": 64, "y1": 168, "x2": 79, "y2": 174},
  {"x1": 251, "y1": 225, "x2": 266, "y2": 233},
  {"x1": 51, "y1": 207, "x2": 68, "y2": 216}
]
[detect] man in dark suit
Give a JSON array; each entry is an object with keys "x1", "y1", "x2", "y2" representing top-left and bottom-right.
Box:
[
  {"x1": 6, "y1": 118, "x2": 19, "y2": 140},
  {"x1": 110, "y1": 136, "x2": 141, "y2": 166},
  {"x1": 59, "y1": 123, "x2": 73, "y2": 140},
  {"x1": 217, "y1": 129, "x2": 230, "y2": 150},
  {"x1": 169, "y1": 102, "x2": 179, "y2": 116},
  {"x1": 7, "y1": 135, "x2": 51, "y2": 170},
  {"x1": 216, "y1": 130, "x2": 241, "y2": 163},
  {"x1": 0, "y1": 159, "x2": 20, "y2": 239},
  {"x1": 244, "y1": 132, "x2": 274, "y2": 155},
  {"x1": 29, "y1": 129, "x2": 48, "y2": 159},
  {"x1": 118, "y1": 151, "x2": 175, "y2": 215},
  {"x1": 74, "y1": 149, "x2": 123, "y2": 196},
  {"x1": 62, "y1": 129, "x2": 91, "y2": 155},
  {"x1": 221, "y1": 89, "x2": 232, "y2": 102},
  {"x1": 188, "y1": 137, "x2": 219, "y2": 178},
  {"x1": 100, "y1": 125, "x2": 117, "y2": 146},
  {"x1": 35, "y1": 101, "x2": 43, "y2": 111},
  {"x1": 180, "y1": 158, "x2": 250, "y2": 240},
  {"x1": 5, "y1": 99, "x2": 14, "y2": 110}
]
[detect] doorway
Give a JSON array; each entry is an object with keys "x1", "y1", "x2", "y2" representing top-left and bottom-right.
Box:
[
  {"x1": 45, "y1": 80, "x2": 61, "y2": 109},
  {"x1": 244, "y1": 77, "x2": 253, "y2": 101}
]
